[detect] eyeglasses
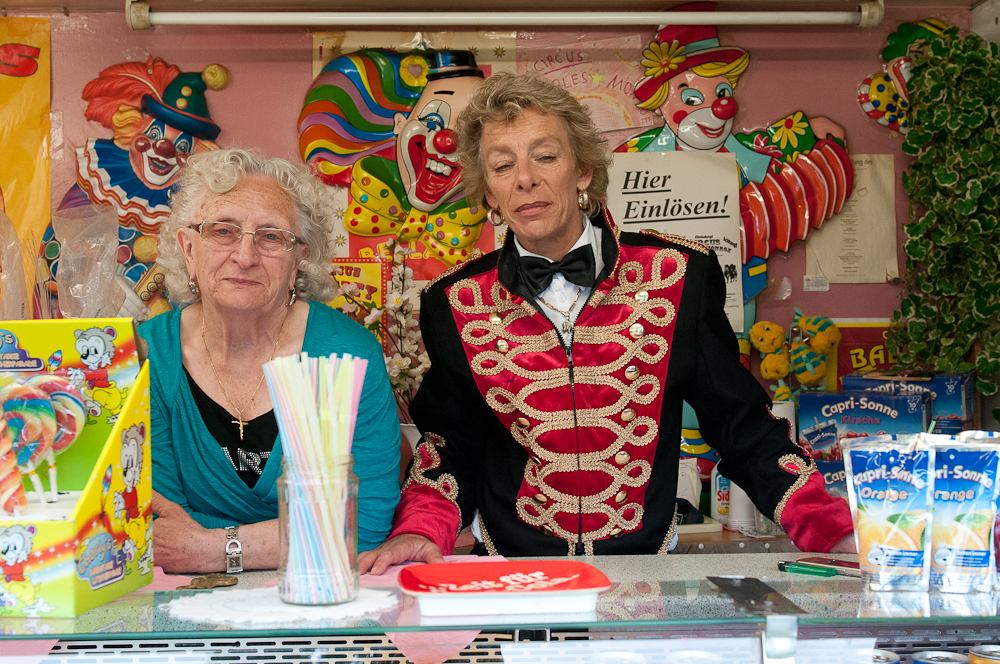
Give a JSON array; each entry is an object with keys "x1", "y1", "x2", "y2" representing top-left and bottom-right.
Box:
[{"x1": 192, "y1": 221, "x2": 299, "y2": 253}]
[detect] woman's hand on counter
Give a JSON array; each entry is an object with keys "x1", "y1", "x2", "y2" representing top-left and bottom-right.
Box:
[
  {"x1": 151, "y1": 490, "x2": 224, "y2": 574},
  {"x1": 359, "y1": 533, "x2": 445, "y2": 575},
  {"x1": 828, "y1": 534, "x2": 857, "y2": 554},
  {"x1": 151, "y1": 491, "x2": 280, "y2": 573}
]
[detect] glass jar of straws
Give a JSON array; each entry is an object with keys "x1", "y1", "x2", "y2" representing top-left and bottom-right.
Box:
[{"x1": 277, "y1": 456, "x2": 359, "y2": 605}]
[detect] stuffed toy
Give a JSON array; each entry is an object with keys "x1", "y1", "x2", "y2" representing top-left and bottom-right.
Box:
[
  {"x1": 760, "y1": 346, "x2": 790, "y2": 381},
  {"x1": 770, "y1": 379, "x2": 796, "y2": 402},
  {"x1": 790, "y1": 339, "x2": 827, "y2": 388},
  {"x1": 750, "y1": 321, "x2": 792, "y2": 399},
  {"x1": 795, "y1": 306, "x2": 843, "y2": 356},
  {"x1": 749, "y1": 321, "x2": 786, "y2": 355}
]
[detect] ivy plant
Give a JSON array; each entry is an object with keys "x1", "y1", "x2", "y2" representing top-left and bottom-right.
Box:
[{"x1": 887, "y1": 26, "x2": 1000, "y2": 422}]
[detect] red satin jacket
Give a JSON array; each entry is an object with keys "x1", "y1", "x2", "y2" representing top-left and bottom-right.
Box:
[{"x1": 391, "y1": 208, "x2": 852, "y2": 556}]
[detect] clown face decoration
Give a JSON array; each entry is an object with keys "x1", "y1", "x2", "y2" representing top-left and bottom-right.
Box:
[
  {"x1": 393, "y1": 75, "x2": 483, "y2": 213},
  {"x1": 128, "y1": 119, "x2": 195, "y2": 189},
  {"x1": 656, "y1": 70, "x2": 739, "y2": 152}
]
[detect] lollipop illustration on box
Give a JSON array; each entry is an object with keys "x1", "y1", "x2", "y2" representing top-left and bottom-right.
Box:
[{"x1": 0, "y1": 329, "x2": 87, "y2": 509}]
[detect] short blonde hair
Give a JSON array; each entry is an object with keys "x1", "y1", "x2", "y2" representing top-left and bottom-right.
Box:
[
  {"x1": 158, "y1": 148, "x2": 338, "y2": 304},
  {"x1": 455, "y1": 72, "x2": 611, "y2": 216},
  {"x1": 636, "y1": 53, "x2": 751, "y2": 111}
]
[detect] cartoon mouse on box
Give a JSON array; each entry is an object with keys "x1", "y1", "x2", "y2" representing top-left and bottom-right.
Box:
[{"x1": 68, "y1": 326, "x2": 129, "y2": 424}]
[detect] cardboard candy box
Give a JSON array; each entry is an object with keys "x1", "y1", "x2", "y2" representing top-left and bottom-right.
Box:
[
  {"x1": 797, "y1": 390, "x2": 931, "y2": 461},
  {"x1": 816, "y1": 459, "x2": 848, "y2": 501},
  {"x1": 841, "y1": 370, "x2": 976, "y2": 434},
  {"x1": 0, "y1": 318, "x2": 150, "y2": 618}
]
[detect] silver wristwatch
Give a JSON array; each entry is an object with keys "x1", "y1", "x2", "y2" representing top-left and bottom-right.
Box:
[{"x1": 225, "y1": 526, "x2": 243, "y2": 574}]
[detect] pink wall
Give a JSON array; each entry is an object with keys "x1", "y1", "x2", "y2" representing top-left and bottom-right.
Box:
[
  {"x1": 49, "y1": 14, "x2": 313, "y2": 204},
  {"x1": 721, "y1": 7, "x2": 969, "y2": 328},
  {"x1": 47, "y1": 7, "x2": 970, "y2": 328}
]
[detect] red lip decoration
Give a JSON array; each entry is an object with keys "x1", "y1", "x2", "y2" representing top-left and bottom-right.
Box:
[
  {"x1": 407, "y1": 136, "x2": 462, "y2": 205},
  {"x1": 697, "y1": 123, "x2": 726, "y2": 139},
  {"x1": 146, "y1": 155, "x2": 175, "y2": 176}
]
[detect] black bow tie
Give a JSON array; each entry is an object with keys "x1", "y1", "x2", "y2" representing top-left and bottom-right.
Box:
[{"x1": 519, "y1": 245, "x2": 596, "y2": 298}]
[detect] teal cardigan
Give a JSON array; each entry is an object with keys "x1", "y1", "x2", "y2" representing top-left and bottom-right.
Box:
[{"x1": 139, "y1": 300, "x2": 401, "y2": 552}]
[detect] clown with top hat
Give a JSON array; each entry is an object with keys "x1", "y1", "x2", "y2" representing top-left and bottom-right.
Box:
[
  {"x1": 299, "y1": 49, "x2": 489, "y2": 279},
  {"x1": 35, "y1": 57, "x2": 230, "y2": 320}
]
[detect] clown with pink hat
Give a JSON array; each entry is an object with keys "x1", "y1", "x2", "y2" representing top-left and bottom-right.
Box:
[
  {"x1": 630, "y1": 2, "x2": 771, "y2": 184},
  {"x1": 620, "y1": 2, "x2": 855, "y2": 476},
  {"x1": 620, "y1": 2, "x2": 853, "y2": 266}
]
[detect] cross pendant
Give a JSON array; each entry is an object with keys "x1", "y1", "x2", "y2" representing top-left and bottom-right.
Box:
[{"x1": 233, "y1": 418, "x2": 246, "y2": 441}]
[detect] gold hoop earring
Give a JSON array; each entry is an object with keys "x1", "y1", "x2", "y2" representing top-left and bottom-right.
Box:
[
  {"x1": 288, "y1": 289, "x2": 297, "y2": 306},
  {"x1": 487, "y1": 208, "x2": 505, "y2": 227},
  {"x1": 188, "y1": 278, "x2": 200, "y2": 295},
  {"x1": 578, "y1": 189, "x2": 590, "y2": 211}
]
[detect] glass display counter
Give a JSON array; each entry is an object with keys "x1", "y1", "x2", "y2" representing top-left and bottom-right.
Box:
[{"x1": 2, "y1": 553, "x2": 998, "y2": 664}]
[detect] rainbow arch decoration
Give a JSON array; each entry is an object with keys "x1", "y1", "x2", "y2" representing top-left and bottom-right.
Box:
[{"x1": 298, "y1": 49, "x2": 429, "y2": 187}]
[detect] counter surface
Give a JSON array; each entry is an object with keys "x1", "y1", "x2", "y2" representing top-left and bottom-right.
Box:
[{"x1": 1, "y1": 553, "x2": 995, "y2": 640}]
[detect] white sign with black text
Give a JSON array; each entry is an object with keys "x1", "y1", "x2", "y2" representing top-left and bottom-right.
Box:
[{"x1": 606, "y1": 150, "x2": 744, "y2": 332}]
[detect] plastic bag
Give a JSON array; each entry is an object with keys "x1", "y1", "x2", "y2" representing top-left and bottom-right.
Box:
[
  {"x1": 51, "y1": 205, "x2": 124, "y2": 319},
  {"x1": 0, "y1": 209, "x2": 29, "y2": 321}
]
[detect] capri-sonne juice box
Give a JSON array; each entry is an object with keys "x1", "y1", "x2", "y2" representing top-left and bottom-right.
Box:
[
  {"x1": 928, "y1": 435, "x2": 1000, "y2": 593},
  {"x1": 844, "y1": 435, "x2": 933, "y2": 592}
]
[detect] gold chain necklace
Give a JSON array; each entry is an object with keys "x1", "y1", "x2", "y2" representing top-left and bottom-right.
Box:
[
  {"x1": 538, "y1": 288, "x2": 581, "y2": 334},
  {"x1": 201, "y1": 311, "x2": 288, "y2": 441}
]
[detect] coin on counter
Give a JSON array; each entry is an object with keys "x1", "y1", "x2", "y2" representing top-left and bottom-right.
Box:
[{"x1": 176, "y1": 573, "x2": 239, "y2": 590}]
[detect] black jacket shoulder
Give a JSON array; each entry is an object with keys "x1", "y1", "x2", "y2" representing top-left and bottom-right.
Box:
[{"x1": 421, "y1": 249, "x2": 499, "y2": 298}]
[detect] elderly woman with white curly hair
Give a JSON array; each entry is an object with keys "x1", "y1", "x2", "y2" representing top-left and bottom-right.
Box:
[{"x1": 139, "y1": 148, "x2": 400, "y2": 574}]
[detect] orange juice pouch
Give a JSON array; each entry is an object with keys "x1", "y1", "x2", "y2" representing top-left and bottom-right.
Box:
[
  {"x1": 957, "y1": 430, "x2": 1000, "y2": 591},
  {"x1": 843, "y1": 435, "x2": 933, "y2": 591},
  {"x1": 929, "y1": 435, "x2": 1000, "y2": 593}
]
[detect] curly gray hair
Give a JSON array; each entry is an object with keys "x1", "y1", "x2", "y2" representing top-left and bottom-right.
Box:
[
  {"x1": 158, "y1": 148, "x2": 338, "y2": 305},
  {"x1": 455, "y1": 72, "x2": 612, "y2": 217}
]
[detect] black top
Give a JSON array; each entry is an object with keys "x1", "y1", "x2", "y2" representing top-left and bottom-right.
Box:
[{"x1": 184, "y1": 366, "x2": 278, "y2": 489}]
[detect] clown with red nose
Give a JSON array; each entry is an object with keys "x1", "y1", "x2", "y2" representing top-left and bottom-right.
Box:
[
  {"x1": 620, "y1": 3, "x2": 854, "y2": 484},
  {"x1": 623, "y1": 3, "x2": 850, "y2": 261},
  {"x1": 632, "y1": 5, "x2": 772, "y2": 184},
  {"x1": 36, "y1": 58, "x2": 229, "y2": 320},
  {"x1": 343, "y1": 50, "x2": 488, "y2": 274}
]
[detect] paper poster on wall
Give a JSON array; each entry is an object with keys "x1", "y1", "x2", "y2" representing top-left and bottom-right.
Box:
[
  {"x1": 804, "y1": 154, "x2": 898, "y2": 283},
  {"x1": 305, "y1": 33, "x2": 517, "y2": 290},
  {"x1": 0, "y1": 17, "x2": 50, "y2": 287},
  {"x1": 606, "y1": 151, "x2": 744, "y2": 331}
]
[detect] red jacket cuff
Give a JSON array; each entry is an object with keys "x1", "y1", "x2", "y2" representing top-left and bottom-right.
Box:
[
  {"x1": 389, "y1": 484, "x2": 462, "y2": 555},
  {"x1": 780, "y1": 471, "x2": 854, "y2": 552}
]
